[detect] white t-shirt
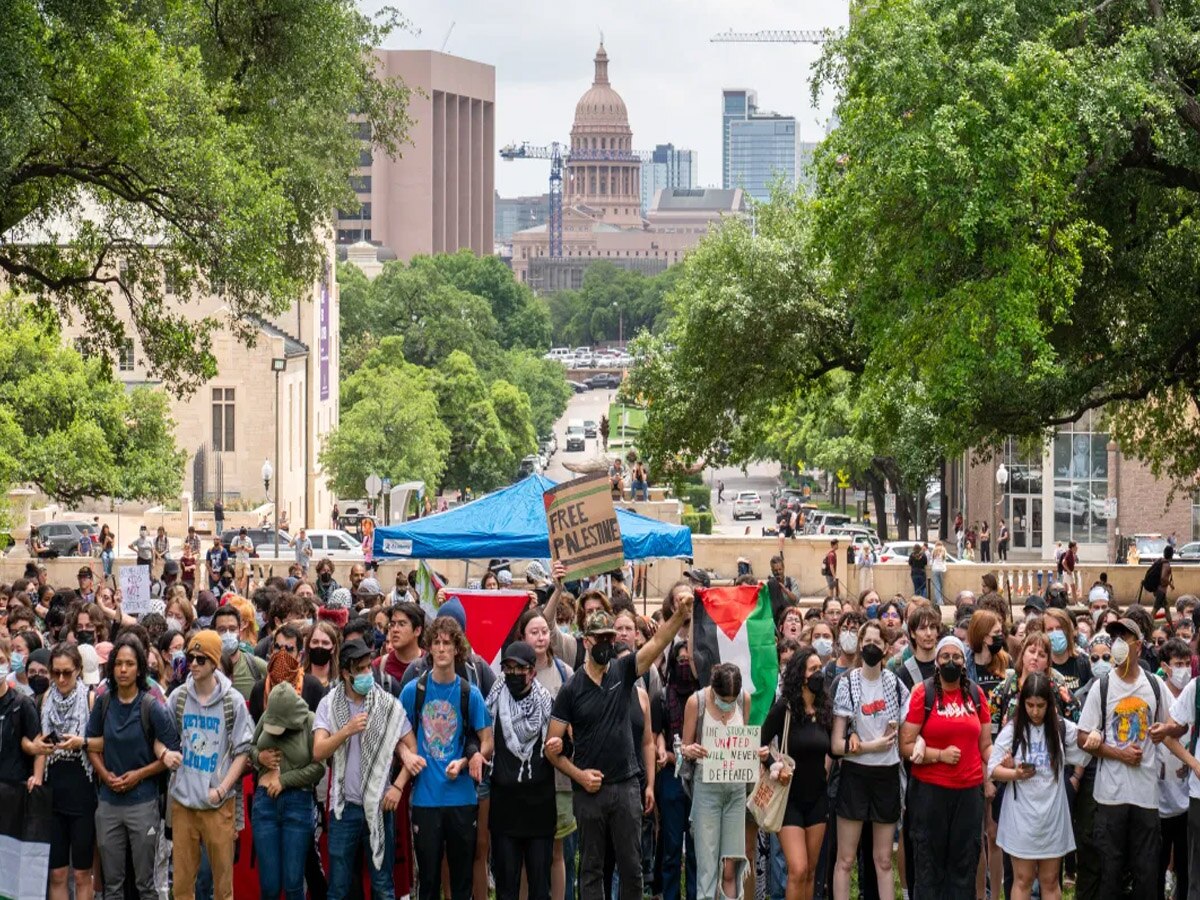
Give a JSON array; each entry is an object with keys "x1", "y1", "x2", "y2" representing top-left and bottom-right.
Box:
[
  {"x1": 1168, "y1": 680, "x2": 1200, "y2": 803},
  {"x1": 231, "y1": 536, "x2": 253, "y2": 564},
  {"x1": 834, "y1": 669, "x2": 909, "y2": 767},
  {"x1": 988, "y1": 720, "x2": 1087, "y2": 859},
  {"x1": 312, "y1": 694, "x2": 412, "y2": 808},
  {"x1": 1078, "y1": 670, "x2": 1168, "y2": 810}
]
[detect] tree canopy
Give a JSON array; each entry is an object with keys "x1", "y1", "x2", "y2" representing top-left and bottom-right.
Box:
[
  {"x1": 1, "y1": 0, "x2": 412, "y2": 392},
  {"x1": 548, "y1": 262, "x2": 677, "y2": 347},
  {"x1": 0, "y1": 298, "x2": 185, "y2": 504}
]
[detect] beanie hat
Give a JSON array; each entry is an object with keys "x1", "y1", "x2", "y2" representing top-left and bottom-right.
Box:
[
  {"x1": 317, "y1": 607, "x2": 350, "y2": 629},
  {"x1": 188, "y1": 630, "x2": 223, "y2": 667},
  {"x1": 437, "y1": 596, "x2": 467, "y2": 630}
]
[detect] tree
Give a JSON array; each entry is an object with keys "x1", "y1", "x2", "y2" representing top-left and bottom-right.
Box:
[
  {"x1": 499, "y1": 350, "x2": 573, "y2": 437},
  {"x1": 811, "y1": 0, "x2": 1200, "y2": 484},
  {"x1": 548, "y1": 263, "x2": 678, "y2": 346},
  {"x1": 433, "y1": 351, "x2": 518, "y2": 494},
  {"x1": 319, "y1": 355, "x2": 449, "y2": 499},
  {"x1": 0, "y1": 299, "x2": 185, "y2": 503},
  {"x1": 488, "y1": 380, "x2": 538, "y2": 466},
  {"x1": 1, "y1": 0, "x2": 413, "y2": 392}
]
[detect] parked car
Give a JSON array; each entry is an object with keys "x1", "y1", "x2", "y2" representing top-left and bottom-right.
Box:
[
  {"x1": 1174, "y1": 541, "x2": 1200, "y2": 563},
  {"x1": 518, "y1": 454, "x2": 541, "y2": 479},
  {"x1": 585, "y1": 373, "x2": 621, "y2": 390},
  {"x1": 543, "y1": 347, "x2": 572, "y2": 363},
  {"x1": 826, "y1": 524, "x2": 882, "y2": 551},
  {"x1": 36, "y1": 521, "x2": 97, "y2": 556},
  {"x1": 805, "y1": 512, "x2": 854, "y2": 535},
  {"x1": 220, "y1": 528, "x2": 293, "y2": 556},
  {"x1": 566, "y1": 420, "x2": 586, "y2": 452},
  {"x1": 301, "y1": 529, "x2": 365, "y2": 560},
  {"x1": 733, "y1": 491, "x2": 763, "y2": 520},
  {"x1": 877, "y1": 541, "x2": 960, "y2": 564},
  {"x1": 583, "y1": 419, "x2": 598, "y2": 438},
  {"x1": 566, "y1": 380, "x2": 588, "y2": 394}
]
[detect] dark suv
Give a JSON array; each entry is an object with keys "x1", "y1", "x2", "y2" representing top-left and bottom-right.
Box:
[
  {"x1": 37, "y1": 522, "x2": 97, "y2": 556},
  {"x1": 585, "y1": 373, "x2": 620, "y2": 390}
]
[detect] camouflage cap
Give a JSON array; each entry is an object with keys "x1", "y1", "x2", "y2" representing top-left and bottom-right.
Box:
[{"x1": 583, "y1": 610, "x2": 617, "y2": 636}]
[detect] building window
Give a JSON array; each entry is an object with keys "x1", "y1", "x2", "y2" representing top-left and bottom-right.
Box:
[
  {"x1": 358, "y1": 148, "x2": 373, "y2": 167},
  {"x1": 212, "y1": 388, "x2": 235, "y2": 452},
  {"x1": 350, "y1": 175, "x2": 372, "y2": 193},
  {"x1": 1052, "y1": 409, "x2": 1108, "y2": 544},
  {"x1": 351, "y1": 121, "x2": 372, "y2": 141},
  {"x1": 1193, "y1": 492, "x2": 1200, "y2": 541},
  {"x1": 118, "y1": 339, "x2": 135, "y2": 372}
]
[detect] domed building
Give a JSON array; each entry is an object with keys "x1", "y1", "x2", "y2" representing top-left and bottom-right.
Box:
[{"x1": 510, "y1": 43, "x2": 746, "y2": 294}]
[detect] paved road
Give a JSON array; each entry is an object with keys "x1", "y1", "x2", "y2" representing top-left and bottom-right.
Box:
[{"x1": 544, "y1": 388, "x2": 625, "y2": 482}]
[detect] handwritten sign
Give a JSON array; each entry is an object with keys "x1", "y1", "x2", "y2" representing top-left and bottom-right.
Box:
[
  {"x1": 543, "y1": 473, "x2": 623, "y2": 580},
  {"x1": 700, "y1": 722, "x2": 759, "y2": 784},
  {"x1": 119, "y1": 565, "x2": 152, "y2": 617}
]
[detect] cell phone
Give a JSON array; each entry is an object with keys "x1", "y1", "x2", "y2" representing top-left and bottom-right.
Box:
[
  {"x1": 43, "y1": 731, "x2": 59, "y2": 745},
  {"x1": 1019, "y1": 761, "x2": 1036, "y2": 774}
]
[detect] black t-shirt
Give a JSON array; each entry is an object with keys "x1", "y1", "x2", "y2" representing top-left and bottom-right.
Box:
[
  {"x1": 489, "y1": 714, "x2": 555, "y2": 839},
  {"x1": 0, "y1": 688, "x2": 39, "y2": 783},
  {"x1": 1052, "y1": 654, "x2": 1092, "y2": 695},
  {"x1": 898, "y1": 656, "x2": 937, "y2": 691},
  {"x1": 551, "y1": 652, "x2": 639, "y2": 787},
  {"x1": 761, "y1": 699, "x2": 831, "y2": 805}
]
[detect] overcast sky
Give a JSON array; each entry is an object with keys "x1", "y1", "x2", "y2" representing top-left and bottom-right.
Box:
[{"x1": 361, "y1": 0, "x2": 847, "y2": 197}]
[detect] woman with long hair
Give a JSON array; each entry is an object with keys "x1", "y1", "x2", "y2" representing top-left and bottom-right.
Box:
[
  {"x1": 760, "y1": 647, "x2": 833, "y2": 900},
  {"x1": 830, "y1": 621, "x2": 908, "y2": 900},
  {"x1": 1043, "y1": 608, "x2": 1092, "y2": 694},
  {"x1": 988, "y1": 673, "x2": 1098, "y2": 900},
  {"x1": 304, "y1": 620, "x2": 341, "y2": 689},
  {"x1": 992, "y1": 631, "x2": 1080, "y2": 727},
  {"x1": 658, "y1": 639, "x2": 697, "y2": 900},
  {"x1": 899, "y1": 636, "x2": 992, "y2": 898}
]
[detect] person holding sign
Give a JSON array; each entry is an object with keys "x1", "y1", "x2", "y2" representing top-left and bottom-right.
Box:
[
  {"x1": 680, "y1": 663, "x2": 753, "y2": 900},
  {"x1": 829, "y1": 620, "x2": 910, "y2": 900}
]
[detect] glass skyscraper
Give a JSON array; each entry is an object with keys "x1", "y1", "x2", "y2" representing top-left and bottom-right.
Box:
[
  {"x1": 640, "y1": 144, "x2": 699, "y2": 216},
  {"x1": 722, "y1": 89, "x2": 797, "y2": 203}
]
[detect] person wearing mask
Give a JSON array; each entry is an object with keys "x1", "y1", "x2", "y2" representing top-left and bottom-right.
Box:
[
  {"x1": 546, "y1": 592, "x2": 693, "y2": 900},
  {"x1": 251, "y1": 682, "x2": 326, "y2": 900},
  {"x1": 40, "y1": 643, "x2": 96, "y2": 900},
  {"x1": 305, "y1": 621, "x2": 341, "y2": 690},
  {"x1": 8, "y1": 629, "x2": 43, "y2": 697},
  {"x1": 250, "y1": 624, "x2": 326, "y2": 719},
  {"x1": 0, "y1": 635, "x2": 45, "y2": 787},
  {"x1": 316, "y1": 638, "x2": 419, "y2": 900},
  {"x1": 519, "y1": 607, "x2": 582, "y2": 900},
  {"x1": 25, "y1": 648, "x2": 51, "y2": 703},
  {"x1": 160, "y1": 630, "x2": 254, "y2": 900},
  {"x1": 988, "y1": 673, "x2": 1098, "y2": 900},
  {"x1": 1045, "y1": 607, "x2": 1093, "y2": 694},
  {"x1": 211, "y1": 604, "x2": 266, "y2": 702},
  {"x1": 85, "y1": 635, "x2": 180, "y2": 900},
  {"x1": 658, "y1": 637, "x2": 697, "y2": 900},
  {"x1": 1154, "y1": 638, "x2": 1193, "y2": 900},
  {"x1": 809, "y1": 622, "x2": 836, "y2": 667},
  {"x1": 899, "y1": 636, "x2": 992, "y2": 899},
  {"x1": 827, "y1": 610, "x2": 866, "y2": 681},
  {"x1": 130, "y1": 525, "x2": 154, "y2": 569},
  {"x1": 1077, "y1": 617, "x2": 1168, "y2": 900},
  {"x1": 680, "y1": 662, "x2": 752, "y2": 900},
  {"x1": 314, "y1": 558, "x2": 340, "y2": 606},
  {"x1": 830, "y1": 621, "x2": 908, "y2": 900},
  {"x1": 759, "y1": 647, "x2": 832, "y2": 900},
  {"x1": 487, "y1": 641, "x2": 556, "y2": 900}
]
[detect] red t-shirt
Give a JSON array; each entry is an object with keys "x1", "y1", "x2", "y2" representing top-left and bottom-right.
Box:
[
  {"x1": 376, "y1": 648, "x2": 422, "y2": 684},
  {"x1": 905, "y1": 681, "x2": 990, "y2": 788},
  {"x1": 824, "y1": 550, "x2": 837, "y2": 575}
]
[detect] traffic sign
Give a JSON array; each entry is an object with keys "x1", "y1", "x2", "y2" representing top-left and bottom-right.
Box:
[
  {"x1": 381, "y1": 477, "x2": 393, "y2": 493},
  {"x1": 365, "y1": 474, "x2": 382, "y2": 495},
  {"x1": 836, "y1": 469, "x2": 851, "y2": 489},
  {"x1": 885, "y1": 494, "x2": 896, "y2": 514}
]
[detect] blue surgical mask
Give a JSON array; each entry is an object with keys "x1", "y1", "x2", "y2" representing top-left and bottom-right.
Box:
[
  {"x1": 1091, "y1": 659, "x2": 1112, "y2": 679},
  {"x1": 220, "y1": 632, "x2": 239, "y2": 653},
  {"x1": 10, "y1": 652, "x2": 24, "y2": 675},
  {"x1": 714, "y1": 696, "x2": 737, "y2": 713},
  {"x1": 866, "y1": 604, "x2": 879, "y2": 620},
  {"x1": 352, "y1": 673, "x2": 374, "y2": 696},
  {"x1": 813, "y1": 637, "x2": 833, "y2": 659},
  {"x1": 1049, "y1": 631, "x2": 1068, "y2": 654}
]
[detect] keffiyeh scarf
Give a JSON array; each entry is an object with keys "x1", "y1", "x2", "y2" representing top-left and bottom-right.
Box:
[
  {"x1": 327, "y1": 682, "x2": 409, "y2": 869},
  {"x1": 42, "y1": 682, "x2": 93, "y2": 779},
  {"x1": 486, "y1": 677, "x2": 552, "y2": 782}
]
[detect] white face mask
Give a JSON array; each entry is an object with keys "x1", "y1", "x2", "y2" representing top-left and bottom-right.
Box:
[
  {"x1": 166, "y1": 617, "x2": 184, "y2": 633},
  {"x1": 1170, "y1": 666, "x2": 1191, "y2": 690},
  {"x1": 1111, "y1": 637, "x2": 1130, "y2": 666},
  {"x1": 839, "y1": 631, "x2": 859, "y2": 655}
]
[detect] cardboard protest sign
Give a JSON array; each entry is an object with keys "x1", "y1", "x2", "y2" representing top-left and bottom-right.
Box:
[
  {"x1": 119, "y1": 565, "x2": 153, "y2": 617},
  {"x1": 700, "y1": 722, "x2": 759, "y2": 784},
  {"x1": 543, "y1": 472, "x2": 624, "y2": 580}
]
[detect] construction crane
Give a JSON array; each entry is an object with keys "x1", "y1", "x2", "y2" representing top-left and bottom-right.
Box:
[
  {"x1": 499, "y1": 142, "x2": 653, "y2": 258},
  {"x1": 710, "y1": 28, "x2": 842, "y2": 44}
]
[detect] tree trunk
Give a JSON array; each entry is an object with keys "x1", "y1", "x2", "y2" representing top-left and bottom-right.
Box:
[{"x1": 864, "y1": 468, "x2": 889, "y2": 542}]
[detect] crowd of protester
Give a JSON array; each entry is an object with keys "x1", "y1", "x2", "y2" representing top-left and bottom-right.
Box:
[{"x1": 5, "y1": 539, "x2": 1200, "y2": 900}]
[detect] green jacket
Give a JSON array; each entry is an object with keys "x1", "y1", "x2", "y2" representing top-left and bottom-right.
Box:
[{"x1": 251, "y1": 682, "x2": 324, "y2": 790}]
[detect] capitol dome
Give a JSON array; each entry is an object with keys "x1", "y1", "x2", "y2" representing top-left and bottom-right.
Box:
[{"x1": 573, "y1": 45, "x2": 629, "y2": 128}]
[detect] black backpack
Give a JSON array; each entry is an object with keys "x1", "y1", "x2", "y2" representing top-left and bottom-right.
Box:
[
  {"x1": 1143, "y1": 559, "x2": 1166, "y2": 593},
  {"x1": 98, "y1": 690, "x2": 169, "y2": 796}
]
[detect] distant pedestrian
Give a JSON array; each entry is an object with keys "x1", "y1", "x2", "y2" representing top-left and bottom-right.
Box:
[
  {"x1": 213, "y1": 498, "x2": 225, "y2": 535},
  {"x1": 331, "y1": 503, "x2": 340, "y2": 530},
  {"x1": 823, "y1": 540, "x2": 840, "y2": 598},
  {"x1": 717, "y1": 481, "x2": 725, "y2": 504}
]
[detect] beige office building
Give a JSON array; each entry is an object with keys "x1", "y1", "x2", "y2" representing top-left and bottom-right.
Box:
[{"x1": 337, "y1": 50, "x2": 495, "y2": 261}]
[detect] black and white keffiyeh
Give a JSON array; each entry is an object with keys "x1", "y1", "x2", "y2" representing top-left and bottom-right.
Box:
[
  {"x1": 486, "y1": 676, "x2": 552, "y2": 782},
  {"x1": 327, "y1": 682, "x2": 409, "y2": 869},
  {"x1": 42, "y1": 682, "x2": 93, "y2": 779}
]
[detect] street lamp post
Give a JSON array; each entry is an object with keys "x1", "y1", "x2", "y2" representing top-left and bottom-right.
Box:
[
  {"x1": 995, "y1": 461, "x2": 1009, "y2": 560},
  {"x1": 612, "y1": 301, "x2": 623, "y2": 347},
  {"x1": 271, "y1": 357, "x2": 287, "y2": 558}
]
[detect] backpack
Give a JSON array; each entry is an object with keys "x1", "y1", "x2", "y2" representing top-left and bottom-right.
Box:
[
  {"x1": 172, "y1": 688, "x2": 239, "y2": 762},
  {"x1": 920, "y1": 675, "x2": 986, "y2": 728},
  {"x1": 1143, "y1": 559, "x2": 1166, "y2": 593},
  {"x1": 1096, "y1": 671, "x2": 1165, "y2": 772},
  {"x1": 414, "y1": 671, "x2": 478, "y2": 759},
  {"x1": 99, "y1": 690, "x2": 168, "y2": 795}
]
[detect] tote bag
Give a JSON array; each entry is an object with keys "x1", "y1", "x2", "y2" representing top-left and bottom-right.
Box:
[{"x1": 746, "y1": 708, "x2": 796, "y2": 833}]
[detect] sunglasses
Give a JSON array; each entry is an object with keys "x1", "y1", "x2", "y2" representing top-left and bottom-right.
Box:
[
  {"x1": 1155, "y1": 639, "x2": 1167, "y2": 647},
  {"x1": 188, "y1": 654, "x2": 211, "y2": 666},
  {"x1": 273, "y1": 644, "x2": 296, "y2": 654},
  {"x1": 51, "y1": 669, "x2": 77, "y2": 679},
  {"x1": 1090, "y1": 654, "x2": 1112, "y2": 663}
]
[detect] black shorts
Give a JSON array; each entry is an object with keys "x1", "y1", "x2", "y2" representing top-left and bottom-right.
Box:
[
  {"x1": 835, "y1": 761, "x2": 901, "y2": 825},
  {"x1": 783, "y1": 790, "x2": 828, "y2": 829},
  {"x1": 50, "y1": 809, "x2": 96, "y2": 870}
]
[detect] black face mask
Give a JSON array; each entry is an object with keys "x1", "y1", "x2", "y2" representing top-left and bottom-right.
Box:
[
  {"x1": 988, "y1": 636, "x2": 1005, "y2": 655},
  {"x1": 806, "y1": 672, "x2": 824, "y2": 695},
  {"x1": 861, "y1": 645, "x2": 885, "y2": 667},
  {"x1": 319, "y1": 572, "x2": 332, "y2": 583},
  {"x1": 28, "y1": 675, "x2": 49, "y2": 696},
  {"x1": 590, "y1": 641, "x2": 614, "y2": 666},
  {"x1": 938, "y1": 660, "x2": 963, "y2": 683},
  {"x1": 308, "y1": 647, "x2": 333, "y2": 667},
  {"x1": 505, "y1": 673, "x2": 531, "y2": 697},
  {"x1": 76, "y1": 630, "x2": 95, "y2": 646}
]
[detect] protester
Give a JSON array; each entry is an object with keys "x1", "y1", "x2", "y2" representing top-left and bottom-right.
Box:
[
  {"x1": 658, "y1": 636, "x2": 698, "y2": 900},
  {"x1": 1155, "y1": 637, "x2": 1192, "y2": 900},
  {"x1": 899, "y1": 635, "x2": 992, "y2": 899},
  {"x1": 211, "y1": 604, "x2": 266, "y2": 700},
  {"x1": 305, "y1": 621, "x2": 341, "y2": 689}
]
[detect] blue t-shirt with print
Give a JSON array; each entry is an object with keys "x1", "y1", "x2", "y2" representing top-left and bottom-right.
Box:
[{"x1": 400, "y1": 674, "x2": 491, "y2": 808}]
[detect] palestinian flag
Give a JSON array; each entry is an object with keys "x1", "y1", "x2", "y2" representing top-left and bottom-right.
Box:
[
  {"x1": 0, "y1": 782, "x2": 52, "y2": 900},
  {"x1": 413, "y1": 560, "x2": 445, "y2": 621},
  {"x1": 693, "y1": 583, "x2": 780, "y2": 725},
  {"x1": 444, "y1": 588, "x2": 532, "y2": 669}
]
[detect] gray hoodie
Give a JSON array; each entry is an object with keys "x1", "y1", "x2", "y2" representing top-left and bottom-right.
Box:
[{"x1": 167, "y1": 669, "x2": 254, "y2": 810}]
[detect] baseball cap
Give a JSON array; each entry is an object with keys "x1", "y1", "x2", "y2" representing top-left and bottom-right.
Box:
[
  {"x1": 1106, "y1": 617, "x2": 1144, "y2": 642},
  {"x1": 78, "y1": 644, "x2": 101, "y2": 686},
  {"x1": 501, "y1": 641, "x2": 536, "y2": 668},
  {"x1": 1023, "y1": 595, "x2": 1046, "y2": 613},
  {"x1": 77, "y1": 566, "x2": 94, "y2": 580},
  {"x1": 583, "y1": 610, "x2": 617, "y2": 636},
  {"x1": 163, "y1": 559, "x2": 181, "y2": 577},
  {"x1": 339, "y1": 638, "x2": 372, "y2": 669}
]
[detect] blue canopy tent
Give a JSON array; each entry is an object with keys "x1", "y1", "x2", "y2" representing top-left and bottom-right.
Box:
[{"x1": 372, "y1": 474, "x2": 693, "y2": 561}]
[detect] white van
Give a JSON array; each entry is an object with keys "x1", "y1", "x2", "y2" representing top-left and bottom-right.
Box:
[
  {"x1": 543, "y1": 347, "x2": 573, "y2": 363},
  {"x1": 566, "y1": 419, "x2": 586, "y2": 451}
]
